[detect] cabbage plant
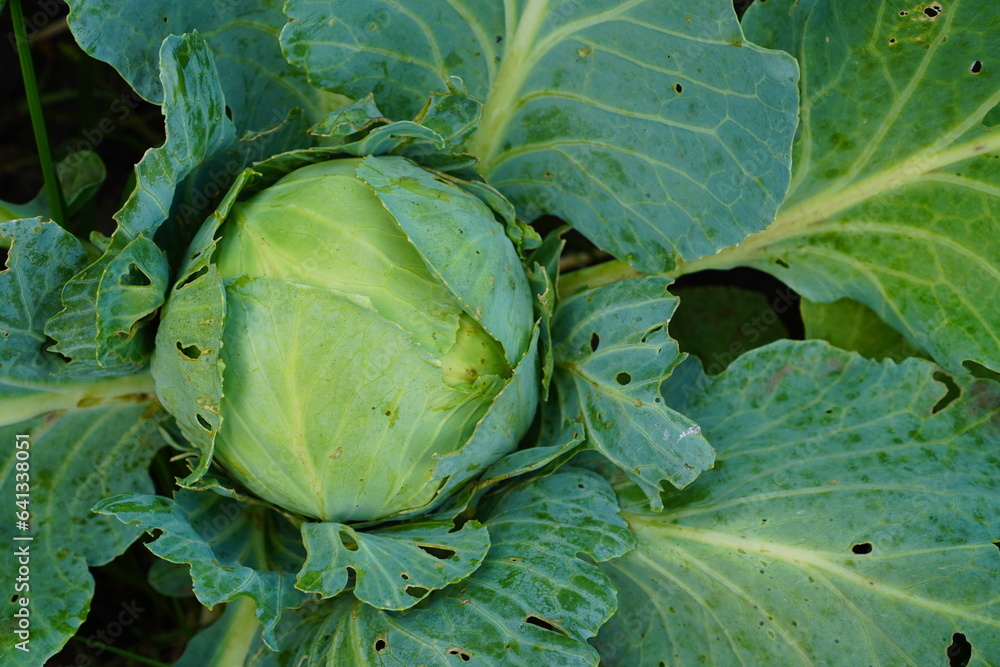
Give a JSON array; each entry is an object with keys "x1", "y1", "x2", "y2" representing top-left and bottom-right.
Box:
[
  {"x1": 1, "y1": 0, "x2": 997, "y2": 665},
  {"x1": 155, "y1": 156, "x2": 536, "y2": 522}
]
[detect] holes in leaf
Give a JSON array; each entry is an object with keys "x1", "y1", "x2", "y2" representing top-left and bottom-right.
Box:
[
  {"x1": 589, "y1": 332, "x2": 600, "y2": 352},
  {"x1": 195, "y1": 414, "x2": 212, "y2": 432},
  {"x1": 419, "y1": 545, "x2": 456, "y2": 560},
  {"x1": 400, "y1": 572, "x2": 410, "y2": 581},
  {"x1": 374, "y1": 638, "x2": 387, "y2": 653},
  {"x1": 971, "y1": 60, "x2": 983, "y2": 74},
  {"x1": 446, "y1": 648, "x2": 471, "y2": 661},
  {"x1": 616, "y1": 372, "x2": 632, "y2": 385},
  {"x1": 888, "y1": 38, "x2": 896, "y2": 45},
  {"x1": 923, "y1": 4, "x2": 940, "y2": 18},
  {"x1": 339, "y1": 530, "x2": 360, "y2": 551},
  {"x1": 525, "y1": 615, "x2": 568, "y2": 636},
  {"x1": 41, "y1": 337, "x2": 72, "y2": 364},
  {"x1": 176, "y1": 265, "x2": 208, "y2": 290},
  {"x1": 120, "y1": 263, "x2": 152, "y2": 287},
  {"x1": 993, "y1": 541, "x2": 1000, "y2": 554},
  {"x1": 931, "y1": 371, "x2": 961, "y2": 413},
  {"x1": 405, "y1": 585, "x2": 429, "y2": 598},
  {"x1": 899, "y1": 9, "x2": 908, "y2": 15},
  {"x1": 674, "y1": 83, "x2": 683, "y2": 93},
  {"x1": 10, "y1": 594, "x2": 18, "y2": 602},
  {"x1": 176, "y1": 342, "x2": 202, "y2": 360},
  {"x1": 641, "y1": 325, "x2": 663, "y2": 343},
  {"x1": 947, "y1": 632, "x2": 972, "y2": 667},
  {"x1": 851, "y1": 542, "x2": 873, "y2": 555}
]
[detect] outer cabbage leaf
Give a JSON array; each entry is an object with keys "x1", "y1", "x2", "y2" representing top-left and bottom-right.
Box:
[
  {"x1": 0, "y1": 403, "x2": 167, "y2": 663},
  {"x1": 710, "y1": 0, "x2": 1000, "y2": 373},
  {"x1": 65, "y1": 0, "x2": 332, "y2": 132},
  {"x1": 94, "y1": 490, "x2": 314, "y2": 651},
  {"x1": 0, "y1": 219, "x2": 156, "y2": 425},
  {"x1": 281, "y1": 0, "x2": 799, "y2": 274},
  {"x1": 592, "y1": 340, "x2": 1000, "y2": 665},
  {"x1": 45, "y1": 33, "x2": 234, "y2": 373},
  {"x1": 552, "y1": 277, "x2": 715, "y2": 506},
  {"x1": 297, "y1": 520, "x2": 490, "y2": 609},
  {"x1": 247, "y1": 469, "x2": 634, "y2": 666}
]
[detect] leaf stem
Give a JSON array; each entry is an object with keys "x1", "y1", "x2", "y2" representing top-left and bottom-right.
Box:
[
  {"x1": 558, "y1": 258, "x2": 641, "y2": 296},
  {"x1": 0, "y1": 370, "x2": 157, "y2": 427},
  {"x1": 9, "y1": 0, "x2": 67, "y2": 227},
  {"x1": 465, "y1": 0, "x2": 549, "y2": 168},
  {"x1": 213, "y1": 597, "x2": 263, "y2": 665}
]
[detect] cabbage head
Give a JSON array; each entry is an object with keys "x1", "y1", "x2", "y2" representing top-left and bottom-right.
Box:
[{"x1": 153, "y1": 156, "x2": 537, "y2": 523}]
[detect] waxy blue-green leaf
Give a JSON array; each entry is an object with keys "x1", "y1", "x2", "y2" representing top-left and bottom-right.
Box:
[
  {"x1": 65, "y1": 0, "x2": 333, "y2": 133},
  {"x1": 150, "y1": 168, "x2": 254, "y2": 484},
  {"x1": 281, "y1": 0, "x2": 799, "y2": 274},
  {"x1": 95, "y1": 490, "x2": 314, "y2": 650},
  {"x1": 0, "y1": 402, "x2": 167, "y2": 664},
  {"x1": 297, "y1": 520, "x2": 490, "y2": 609},
  {"x1": 552, "y1": 277, "x2": 715, "y2": 507},
  {"x1": 703, "y1": 0, "x2": 1000, "y2": 373},
  {"x1": 592, "y1": 341, "x2": 1000, "y2": 665},
  {"x1": 0, "y1": 219, "x2": 158, "y2": 426},
  {"x1": 248, "y1": 469, "x2": 633, "y2": 666},
  {"x1": 45, "y1": 33, "x2": 234, "y2": 373}
]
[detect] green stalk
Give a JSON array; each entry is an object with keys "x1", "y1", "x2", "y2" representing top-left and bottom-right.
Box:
[
  {"x1": 9, "y1": 0, "x2": 67, "y2": 227},
  {"x1": 558, "y1": 258, "x2": 641, "y2": 297},
  {"x1": 0, "y1": 371, "x2": 157, "y2": 427}
]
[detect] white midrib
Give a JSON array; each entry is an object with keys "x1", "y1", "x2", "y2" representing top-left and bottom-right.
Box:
[
  {"x1": 627, "y1": 519, "x2": 1000, "y2": 628},
  {"x1": 466, "y1": 0, "x2": 550, "y2": 169},
  {"x1": 678, "y1": 127, "x2": 1000, "y2": 274},
  {"x1": 0, "y1": 371, "x2": 157, "y2": 427}
]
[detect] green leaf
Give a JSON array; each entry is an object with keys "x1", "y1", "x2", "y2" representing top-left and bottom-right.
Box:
[
  {"x1": 150, "y1": 169, "x2": 253, "y2": 484},
  {"x1": 281, "y1": 0, "x2": 799, "y2": 274},
  {"x1": 712, "y1": 0, "x2": 1000, "y2": 373},
  {"x1": 552, "y1": 277, "x2": 715, "y2": 507},
  {"x1": 592, "y1": 340, "x2": 1000, "y2": 665},
  {"x1": 669, "y1": 285, "x2": 791, "y2": 374},
  {"x1": 297, "y1": 520, "x2": 490, "y2": 609},
  {"x1": 358, "y1": 155, "x2": 535, "y2": 365},
  {"x1": 801, "y1": 296, "x2": 924, "y2": 362},
  {"x1": 0, "y1": 402, "x2": 167, "y2": 663},
  {"x1": 45, "y1": 32, "x2": 234, "y2": 372},
  {"x1": 250, "y1": 468, "x2": 633, "y2": 666},
  {"x1": 65, "y1": 0, "x2": 332, "y2": 132},
  {"x1": 95, "y1": 490, "x2": 314, "y2": 650},
  {"x1": 0, "y1": 219, "x2": 158, "y2": 426}
]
